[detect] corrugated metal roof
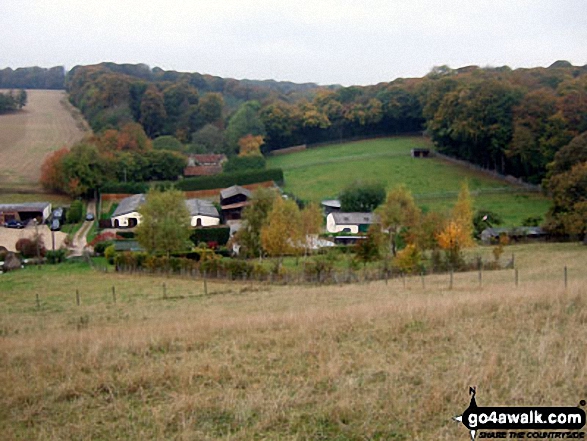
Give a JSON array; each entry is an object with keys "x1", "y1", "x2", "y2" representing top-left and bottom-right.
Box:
[{"x1": 0, "y1": 202, "x2": 51, "y2": 212}]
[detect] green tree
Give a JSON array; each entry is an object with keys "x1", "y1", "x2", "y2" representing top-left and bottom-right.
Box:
[
  {"x1": 153, "y1": 135, "x2": 183, "y2": 152},
  {"x1": 136, "y1": 188, "x2": 191, "y2": 256},
  {"x1": 339, "y1": 181, "x2": 386, "y2": 212},
  {"x1": 140, "y1": 85, "x2": 167, "y2": 138},
  {"x1": 188, "y1": 124, "x2": 227, "y2": 154},
  {"x1": 225, "y1": 101, "x2": 266, "y2": 154}
]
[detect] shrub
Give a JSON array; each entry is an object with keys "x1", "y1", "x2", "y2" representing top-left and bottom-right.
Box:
[
  {"x1": 190, "y1": 227, "x2": 231, "y2": 246},
  {"x1": 104, "y1": 245, "x2": 116, "y2": 264},
  {"x1": 176, "y1": 168, "x2": 284, "y2": 191},
  {"x1": 15, "y1": 237, "x2": 46, "y2": 258},
  {"x1": 223, "y1": 155, "x2": 266, "y2": 173},
  {"x1": 67, "y1": 200, "x2": 83, "y2": 224},
  {"x1": 45, "y1": 249, "x2": 67, "y2": 264}
]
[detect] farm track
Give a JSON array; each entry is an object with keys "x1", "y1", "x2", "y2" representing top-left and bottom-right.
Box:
[{"x1": 0, "y1": 90, "x2": 88, "y2": 187}]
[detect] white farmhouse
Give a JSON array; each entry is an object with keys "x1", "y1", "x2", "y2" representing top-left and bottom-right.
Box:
[
  {"x1": 326, "y1": 212, "x2": 377, "y2": 234},
  {"x1": 185, "y1": 199, "x2": 220, "y2": 227},
  {"x1": 111, "y1": 194, "x2": 145, "y2": 228}
]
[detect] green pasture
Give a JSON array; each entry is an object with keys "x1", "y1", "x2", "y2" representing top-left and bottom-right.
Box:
[{"x1": 268, "y1": 137, "x2": 551, "y2": 226}]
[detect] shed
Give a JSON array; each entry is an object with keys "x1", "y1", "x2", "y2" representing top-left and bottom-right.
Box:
[
  {"x1": 321, "y1": 199, "x2": 341, "y2": 216},
  {"x1": 220, "y1": 185, "x2": 252, "y2": 221},
  {"x1": 0, "y1": 202, "x2": 52, "y2": 224},
  {"x1": 411, "y1": 148, "x2": 431, "y2": 158}
]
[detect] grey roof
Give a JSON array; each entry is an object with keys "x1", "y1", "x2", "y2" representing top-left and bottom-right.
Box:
[
  {"x1": 0, "y1": 202, "x2": 51, "y2": 212},
  {"x1": 185, "y1": 199, "x2": 219, "y2": 218},
  {"x1": 220, "y1": 185, "x2": 252, "y2": 200},
  {"x1": 321, "y1": 199, "x2": 341, "y2": 209},
  {"x1": 331, "y1": 212, "x2": 377, "y2": 225},
  {"x1": 111, "y1": 194, "x2": 146, "y2": 218}
]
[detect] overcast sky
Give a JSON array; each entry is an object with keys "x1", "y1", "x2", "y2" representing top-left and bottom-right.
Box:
[{"x1": 1, "y1": 0, "x2": 585, "y2": 86}]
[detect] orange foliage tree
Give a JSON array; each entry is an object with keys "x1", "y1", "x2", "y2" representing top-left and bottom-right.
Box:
[
  {"x1": 40, "y1": 147, "x2": 69, "y2": 193},
  {"x1": 238, "y1": 134, "x2": 264, "y2": 157}
]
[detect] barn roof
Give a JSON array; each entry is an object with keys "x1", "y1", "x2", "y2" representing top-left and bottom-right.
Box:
[
  {"x1": 185, "y1": 199, "x2": 219, "y2": 218},
  {"x1": 0, "y1": 202, "x2": 51, "y2": 212},
  {"x1": 331, "y1": 212, "x2": 377, "y2": 225},
  {"x1": 220, "y1": 185, "x2": 252, "y2": 201},
  {"x1": 111, "y1": 194, "x2": 146, "y2": 218}
]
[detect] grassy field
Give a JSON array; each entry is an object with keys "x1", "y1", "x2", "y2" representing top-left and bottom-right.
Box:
[
  {"x1": 0, "y1": 89, "x2": 88, "y2": 187},
  {"x1": 1, "y1": 242, "x2": 586, "y2": 439},
  {"x1": 267, "y1": 138, "x2": 551, "y2": 226}
]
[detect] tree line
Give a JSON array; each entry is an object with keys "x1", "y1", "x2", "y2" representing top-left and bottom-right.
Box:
[{"x1": 0, "y1": 66, "x2": 65, "y2": 90}]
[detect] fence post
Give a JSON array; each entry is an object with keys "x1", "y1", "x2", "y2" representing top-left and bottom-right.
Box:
[
  {"x1": 421, "y1": 272, "x2": 425, "y2": 290},
  {"x1": 36, "y1": 293, "x2": 41, "y2": 310},
  {"x1": 564, "y1": 266, "x2": 568, "y2": 289},
  {"x1": 112, "y1": 286, "x2": 116, "y2": 303},
  {"x1": 402, "y1": 273, "x2": 406, "y2": 289},
  {"x1": 515, "y1": 268, "x2": 519, "y2": 287},
  {"x1": 76, "y1": 289, "x2": 80, "y2": 306},
  {"x1": 449, "y1": 271, "x2": 453, "y2": 290},
  {"x1": 478, "y1": 268, "x2": 482, "y2": 288},
  {"x1": 203, "y1": 271, "x2": 208, "y2": 296},
  {"x1": 162, "y1": 282, "x2": 167, "y2": 299}
]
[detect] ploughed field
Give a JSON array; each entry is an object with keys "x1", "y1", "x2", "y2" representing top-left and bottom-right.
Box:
[
  {"x1": 0, "y1": 242, "x2": 585, "y2": 439},
  {"x1": 0, "y1": 89, "x2": 87, "y2": 188},
  {"x1": 267, "y1": 138, "x2": 551, "y2": 226}
]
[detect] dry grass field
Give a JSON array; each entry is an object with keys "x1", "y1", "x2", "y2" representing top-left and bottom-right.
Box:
[
  {"x1": 0, "y1": 89, "x2": 88, "y2": 187},
  {"x1": 0, "y1": 242, "x2": 586, "y2": 440}
]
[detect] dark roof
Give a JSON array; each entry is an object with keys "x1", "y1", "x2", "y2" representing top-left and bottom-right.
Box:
[
  {"x1": 220, "y1": 185, "x2": 252, "y2": 200},
  {"x1": 221, "y1": 201, "x2": 250, "y2": 210},
  {"x1": 331, "y1": 212, "x2": 377, "y2": 225},
  {"x1": 185, "y1": 199, "x2": 219, "y2": 218},
  {"x1": 111, "y1": 194, "x2": 146, "y2": 218},
  {"x1": 0, "y1": 202, "x2": 51, "y2": 212}
]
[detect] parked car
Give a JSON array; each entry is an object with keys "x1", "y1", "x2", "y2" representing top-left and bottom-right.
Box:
[
  {"x1": 52, "y1": 207, "x2": 64, "y2": 221},
  {"x1": 50, "y1": 219, "x2": 61, "y2": 231},
  {"x1": 4, "y1": 219, "x2": 24, "y2": 229},
  {"x1": 85, "y1": 213, "x2": 95, "y2": 221}
]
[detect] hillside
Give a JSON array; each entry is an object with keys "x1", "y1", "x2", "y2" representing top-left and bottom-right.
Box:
[
  {"x1": 0, "y1": 243, "x2": 585, "y2": 439},
  {"x1": 0, "y1": 89, "x2": 88, "y2": 188},
  {"x1": 267, "y1": 137, "x2": 551, "y2": 226}
]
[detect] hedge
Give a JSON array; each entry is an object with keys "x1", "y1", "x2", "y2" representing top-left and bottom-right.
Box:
[
  {"x1": 175, "y1": 168, "x2": 284, "y2": 192},
  {"x1": 100, "y1": 182, "x2": 149, "y2": 194},
  {"x1": 190, "y1": 227, "x2": 231, "y2": 246}
]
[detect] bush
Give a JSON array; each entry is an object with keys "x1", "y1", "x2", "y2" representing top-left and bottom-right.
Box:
[
  {"x1": 339, "y1": 181, "x2": 385, "y2": 212},
  {"x1": 153, "y1": 135, "x2": 183, "y2": 152},
  {"x1": 15, "y1": 237, "x2": 46, "y2": 258},
  {"x1": 101, "y1": 181, "x2": 149, "y2": 194},
  {"x1": 45, "y1": 249, "x2": 67, "y2": 264},
  {"x1": 104, "y1": 245, "x2": 116, "y2": 264},
  {"x1": 94, "y1": 241, "x2": 113, "y2": 255},
  {"x1": 224, "y1": 259, "x2": 254, "y2": 279}
]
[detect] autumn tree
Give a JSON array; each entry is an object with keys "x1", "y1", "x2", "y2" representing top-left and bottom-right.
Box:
[
  {"x1": 40, "y1": 148, "x2": 69, "y2": 193},
  {"x1": 136, "y1": 188, "x2": 191, "y2": 256},
  {"x1": 238, "y1": 134, "x2": 264, "y2": 157},
  {"x1": 235, "y1": 188, "x2": 277, "y2": 258},
  {"x1": 376, "y1": 185, "x2": 420, "y2": 256},
  {"x1": 300, "y1": 202, "x2": 323, "y2": 259},
  {"x1": 261, "y1": 196, "x2": 302, "y2": 269},
  {"x1": 436, "y1": 182, "x2": 475, "y2": 269}
]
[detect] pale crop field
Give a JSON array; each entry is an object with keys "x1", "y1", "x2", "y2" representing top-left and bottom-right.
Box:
[
  {"x1": 0, "y1": 242, "x2": 586, "y2": 439},
  {"x1": 0, "y1": 89, "x2": 88, "y2": 187}
]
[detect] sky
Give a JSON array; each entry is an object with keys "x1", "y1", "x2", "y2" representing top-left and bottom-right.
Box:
[{"x1": 0, "y1": 0, "x2": 585, "y2": 86}]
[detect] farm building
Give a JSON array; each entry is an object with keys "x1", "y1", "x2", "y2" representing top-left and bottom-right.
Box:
[
  {"x1": 186, "y1": 199, "x2": 220, "y2": 227},
  {"x1": 220, "y1": 185, "x2": 252, "y2": 222},
  {"x1": 184, "y1": 154, "x2": 227, "y2": 177},
  {"x1": 480, "y1": 227, "x2": 547, "y2": 244},
  {"x1": 0, "y1": 202, "x2": 52, "y2": 224},
  {"x1": 410, "y1": 148, "x2": 431, "y2": 158},
  {"x1": 111, "y1": 194, "x2": 146, "y2": 228},
  {"x1": 326, "y1": 212, "x2": 378, "y2": 234}
]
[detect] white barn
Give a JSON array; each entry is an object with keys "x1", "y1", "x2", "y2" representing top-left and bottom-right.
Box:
[
  {"x1": 326, "y1": 212, "x2": 377, "y2": 234},
  {"x1": 186, "y1": 199, "x2": 220, "y2": 227},
  {"x1": 111, "y1": 194, "x2": 145, "y2": 228}
]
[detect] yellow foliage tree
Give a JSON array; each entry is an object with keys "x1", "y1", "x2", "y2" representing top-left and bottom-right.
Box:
[
  {"x1": 238, "y1": 134, "x2": 264, "y2": 157},
  {"x1": 261, "y1": 197, "x2": 302, "y2": 268},
  {"x1": 300, "y1": 202, "x2": 323, "y2": 258}
]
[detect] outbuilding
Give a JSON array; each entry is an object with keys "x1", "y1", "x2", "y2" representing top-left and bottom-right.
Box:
[
  {"x1": 186, "y1": 198, "x2": 220, "y2": 227},
  {"x1": 111, "y1": 194, "x2": 146, "y2": 228},
  {"x1": 0, "y1": 202, "x2": 52, "y2": 224}
]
